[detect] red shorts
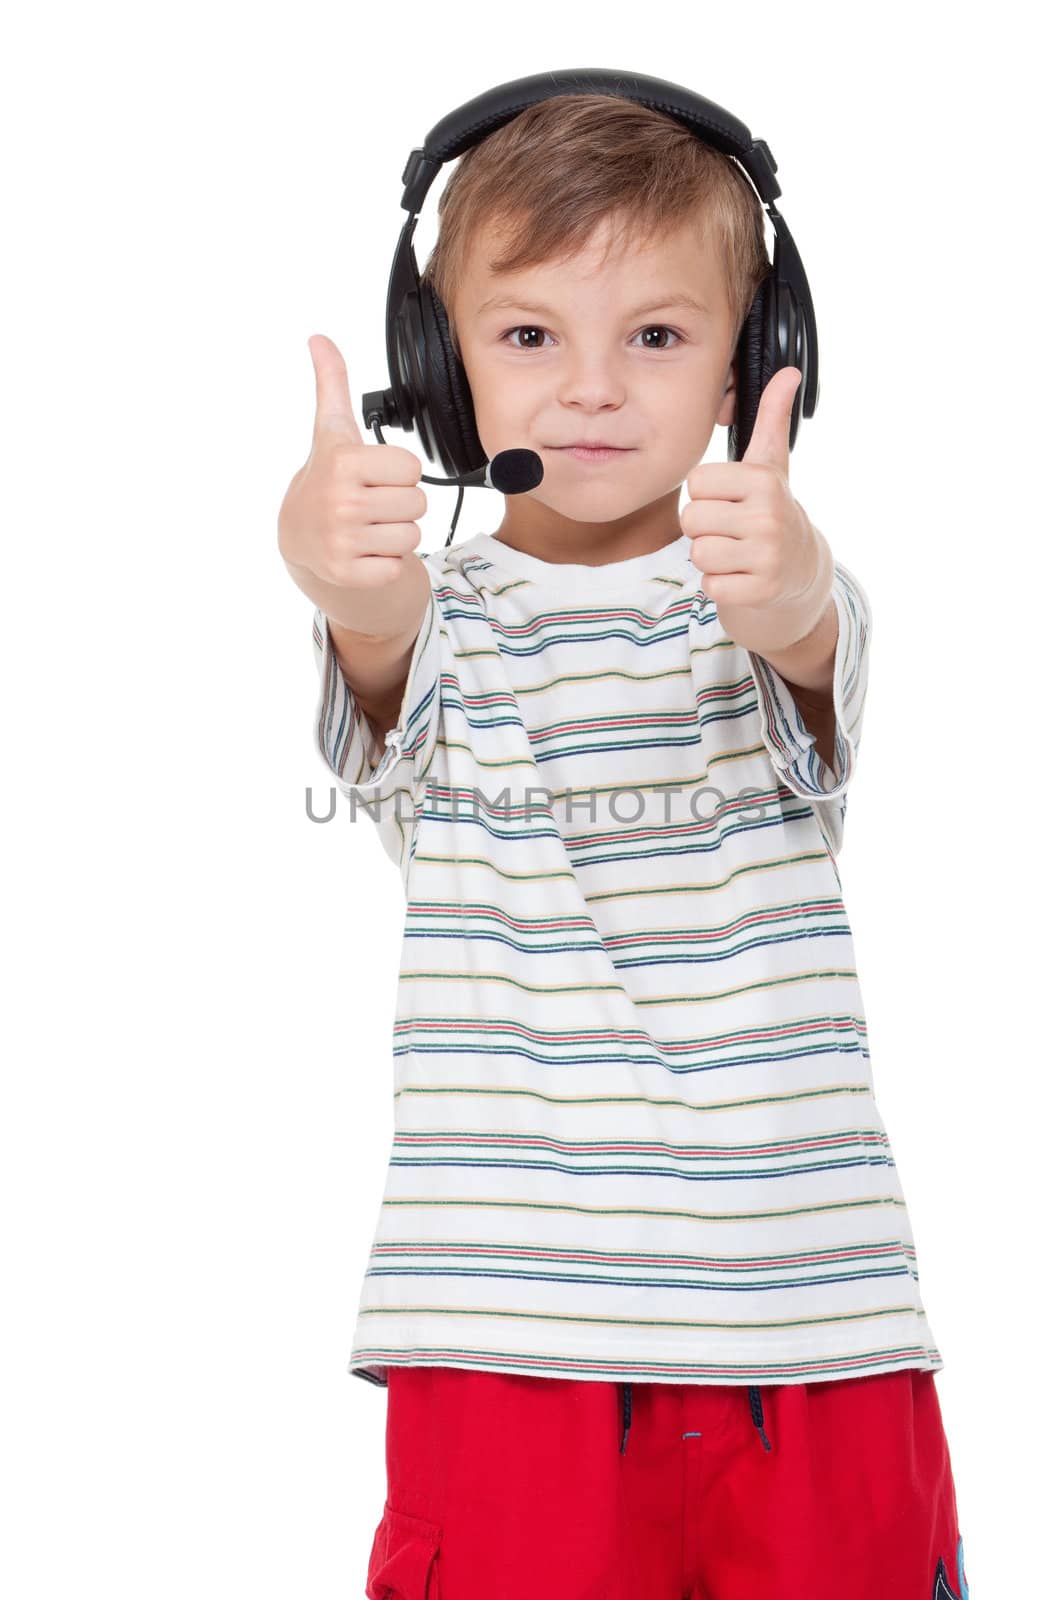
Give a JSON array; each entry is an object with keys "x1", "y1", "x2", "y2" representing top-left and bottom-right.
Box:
[{"x1": 365, "y1": 1365, "x2": 969, "y2": 1600}]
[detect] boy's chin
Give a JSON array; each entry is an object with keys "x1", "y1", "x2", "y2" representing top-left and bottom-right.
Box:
[{"x1": 515, "y1": 486, "x2": 680, "y2": 525}]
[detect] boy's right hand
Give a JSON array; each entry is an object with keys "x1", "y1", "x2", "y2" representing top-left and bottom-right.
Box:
[{"x1": 278, "y1": 334, "x2": 429, "y2": 592}]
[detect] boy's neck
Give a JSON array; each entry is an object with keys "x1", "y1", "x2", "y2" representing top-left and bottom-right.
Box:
[{"x1": 491, "y1": 487, "x2": 684, "y2": 568}]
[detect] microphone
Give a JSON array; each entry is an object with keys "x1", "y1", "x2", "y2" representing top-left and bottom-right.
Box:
[
  {"x1": 421, "y1": 449, "x2": 543, "y2": 494},
  {"x1": 362, "y1": 391, "x2": 543, "y2": 494},
  {"x1": 363, "y1": 393, "x2": 544, "y2": 546}
]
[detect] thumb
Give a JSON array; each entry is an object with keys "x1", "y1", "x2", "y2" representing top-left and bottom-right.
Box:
[
  {"x1": 742, "y1": 365, "x2": 802, "y2": 474},
  {"x1": 308, "y1": 333, "x2": 362, "y2": 444}
]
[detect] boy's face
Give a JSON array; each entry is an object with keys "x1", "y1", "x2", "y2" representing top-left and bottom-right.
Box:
[{"x1": 449, "y1": 211, "x2": 739, "y2": 557}]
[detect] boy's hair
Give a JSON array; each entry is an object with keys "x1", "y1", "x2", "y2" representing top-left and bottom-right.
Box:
[{"x1": 422, "y1": 93, "x2": 773, "y2": 366}]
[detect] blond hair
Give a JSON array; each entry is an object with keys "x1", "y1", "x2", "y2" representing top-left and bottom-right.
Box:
[{"x1": 422, "y1": 93, "x2": 773, "y2": 363}]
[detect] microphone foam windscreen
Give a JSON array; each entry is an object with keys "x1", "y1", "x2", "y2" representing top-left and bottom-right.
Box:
[{"x1": 487, "y1": 449, "x2": 544, "y2": 495}]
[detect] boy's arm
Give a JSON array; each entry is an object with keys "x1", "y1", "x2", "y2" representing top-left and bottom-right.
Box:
[
  {"x1": 753, "y1": 599, "x2": 841, "y2": 775},
  {"x1": 785, "y1": 687, "x2": 836, "y2": 777},
  {"x1": 287, "y1": 552, "x2": 431, "y2": 759},
  {"x1": 327, "y1": 616, "x2": 425, "y2": 765},
  {"x1": 323, "y1": 566, "x2": 432, "y2": 764},
  {"x1": 747, "y1": 561, "x2": 872, "y2": 801},
  {"x1": 308, "y1": 555, "x2": 442, "y2": 808}
]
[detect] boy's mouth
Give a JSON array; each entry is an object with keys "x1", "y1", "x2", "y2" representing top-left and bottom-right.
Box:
[{"x1": 549, "y1": 445, "x2": 635, "y2": 463}]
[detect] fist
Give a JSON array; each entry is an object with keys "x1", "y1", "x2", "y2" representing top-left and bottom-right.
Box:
[
  {"x1": 681, "y1": 366, "x2": 830, "y2": 644},
  {"x1": 277, "y1": 333, "x2": 428, "y2": 590}
]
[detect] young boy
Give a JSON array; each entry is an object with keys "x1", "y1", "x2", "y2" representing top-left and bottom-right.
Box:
[{"x1": 280, "y1": 92, "x2": 969, "y2": 1600}]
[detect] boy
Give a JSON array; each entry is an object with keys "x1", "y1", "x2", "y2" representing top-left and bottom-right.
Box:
[{"x1": 280, "y1": 92, "x2": 968, "y2": 1600}]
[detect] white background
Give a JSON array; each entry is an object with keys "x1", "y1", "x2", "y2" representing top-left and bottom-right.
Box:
[{"x1": 5, "y1": 4, "x2": 1056, "y2": 1595}]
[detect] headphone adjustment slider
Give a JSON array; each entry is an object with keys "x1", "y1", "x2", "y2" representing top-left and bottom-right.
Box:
[
  {"x1": 743, "y1": 138, "x2": 782, "y2": 204},
  {"x1": 400, "y1": 147, "x2": 442, "y2": 214}
]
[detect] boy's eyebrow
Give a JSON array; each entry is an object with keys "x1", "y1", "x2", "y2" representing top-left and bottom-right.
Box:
[{"x1": 476, "y1": 290, "x2": 712, "y2": 317}]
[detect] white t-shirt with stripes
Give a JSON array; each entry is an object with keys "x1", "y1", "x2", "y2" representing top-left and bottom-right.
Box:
[{"x1": 311, "y1": 529, "x2": 942, "y2": 1389}]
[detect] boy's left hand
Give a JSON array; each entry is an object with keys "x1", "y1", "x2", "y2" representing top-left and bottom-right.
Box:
[{"x1": 681, "y1": 366, "x2": 834, "y2": 656}]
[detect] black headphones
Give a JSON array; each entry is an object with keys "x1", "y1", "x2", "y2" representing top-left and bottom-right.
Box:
[{"x1": 361, "y1": 68, "x2": 820, "y2": 541}]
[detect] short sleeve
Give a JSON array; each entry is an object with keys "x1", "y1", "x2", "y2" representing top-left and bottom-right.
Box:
[
  {"x1": 747, "y1": 561, "x2": 871, "y2": 847},
  {"x1": 311, "y1": 562, "x2": 443, "y2": 829}
]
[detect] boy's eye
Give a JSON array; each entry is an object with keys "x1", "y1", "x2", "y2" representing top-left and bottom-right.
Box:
[{"x1": 498, "y1": 324, "x2": 685, "y2": 352}]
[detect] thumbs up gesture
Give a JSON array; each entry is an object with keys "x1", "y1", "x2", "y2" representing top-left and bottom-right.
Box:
[
  {"x1": 278, "y1": 333, "x2": 428, "y2": 593},
  {"x1": 681, "y1": 367, "x2": 834, "y2": 657}
]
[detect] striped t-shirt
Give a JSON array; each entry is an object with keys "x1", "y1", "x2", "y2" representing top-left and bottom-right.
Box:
[{"x1": 311, "y1": 528, "x2": 942, "y2": 1389}]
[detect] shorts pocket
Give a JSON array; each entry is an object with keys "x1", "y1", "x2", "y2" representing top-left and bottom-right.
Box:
[{"x1": 365, "y1": 1501, "x2": 442, "y2": 1600}]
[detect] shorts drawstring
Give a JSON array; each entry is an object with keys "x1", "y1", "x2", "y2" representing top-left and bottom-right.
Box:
[
  {"x1": 617, "y1": 1382, "x2": 771, "y2": 1455},
  {"x1": 748, "y1": 1384, "x2": 772, "y2": 1451}
]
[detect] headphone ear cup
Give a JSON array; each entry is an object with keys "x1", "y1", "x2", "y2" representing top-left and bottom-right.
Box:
[
  {"x1": 728, "y1": 276, "x2": 776, "y2": 461},
  {"x1": 421, "y1": 280, "x2": 487, "y2": 478}
]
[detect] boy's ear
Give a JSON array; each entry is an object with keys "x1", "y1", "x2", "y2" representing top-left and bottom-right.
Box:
[{"x1": 715, "y1": 360, "x2": 738, "y2": 427}]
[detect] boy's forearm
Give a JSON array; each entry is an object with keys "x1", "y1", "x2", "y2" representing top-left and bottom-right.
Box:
[
  {"x1": 284, "y1": 549, "x2": 430, "y2": 642},
  {"x1": 292, "y1": 553, "x2": 432, "y2": 738},
  {"x1": 754, "y1": 592, "x2": 839, "y2": 696}
]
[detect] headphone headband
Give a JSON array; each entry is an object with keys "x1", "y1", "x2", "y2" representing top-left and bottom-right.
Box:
[{"x1": 401, "y1": 69, "x2": 782, "y2": 213}]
